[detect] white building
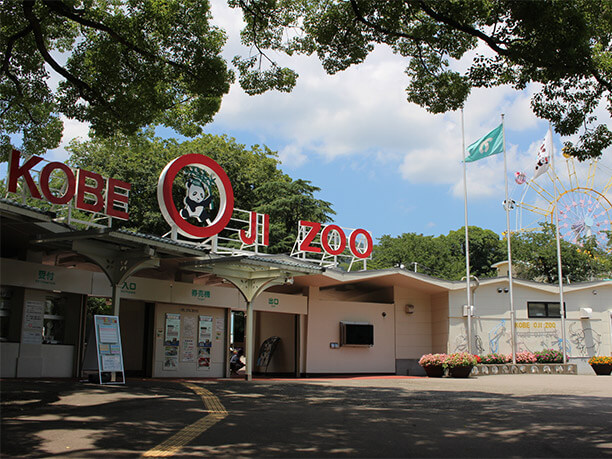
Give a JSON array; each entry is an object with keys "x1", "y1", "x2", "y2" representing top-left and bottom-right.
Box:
[{"x1": 2, "y1": 199, "x2": 610, "y2": 379}]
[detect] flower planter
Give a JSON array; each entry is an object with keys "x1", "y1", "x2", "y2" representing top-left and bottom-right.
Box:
[
  {"x1": 474, "y1": 363, "x2": 577, "y2": 375},
  {"x1": 423, "y1": 365, "x2": 444, "y2": 378},
  {"x1": 590, "y1": 364, "x2": 612, "y2": 376},
  {"x1": 449, "y1": 365, "x2": 473, "y2": 378}
]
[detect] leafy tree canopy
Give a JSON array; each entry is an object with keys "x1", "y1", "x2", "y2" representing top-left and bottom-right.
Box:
[
  {"x1": 67, "y1": 131, "x2": 334, "y2": 252},
  {"x1": 1, "y1": 0, "x2": 234, "y2": 158},
  {"x1": 511, "y1": 223, "x2": 612, "y2": 283},
  {"x1": 370, "y1": 223, "x2": 612, "y2": 282},
  {"x1": 370, "y1": 226, "x2": 504, "y2": 280},
  {"x1": 254, "y1": 179, "x2": 335, "y2": 253},
  {"x1": 231, "y1": 0, "x2": 612, "y2": 160}
]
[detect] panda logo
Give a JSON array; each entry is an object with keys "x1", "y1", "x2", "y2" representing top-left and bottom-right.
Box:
[{"x1": 179, "y1": 168, "x2": 214, "y2": 224}]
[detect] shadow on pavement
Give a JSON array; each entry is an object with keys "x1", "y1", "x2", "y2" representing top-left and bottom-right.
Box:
[
  {"x1": 1, "y1": 379, "x2": 203, "y2": 457},
  {"x1": 195, "y1": 381, "x2": 612, "y2": 458},
  {"x1": 1, "y1": 378, "x2": 611, "y2": 457}
]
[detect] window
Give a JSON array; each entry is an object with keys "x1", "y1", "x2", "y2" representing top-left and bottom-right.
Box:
[
  {"x1": 527, "y1": 302, "x2": 566, "y2": 318},
  {"x1": 43, "y1": 296, "x2": 66, "y2": 344},
  {"x1": 340, "y1": 322, "x2": 374, "y2": 346}
]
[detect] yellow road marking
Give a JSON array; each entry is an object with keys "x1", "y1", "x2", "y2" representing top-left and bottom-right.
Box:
[{"x1": 142, "y1": 383, "x2": 227, "y2": 457}]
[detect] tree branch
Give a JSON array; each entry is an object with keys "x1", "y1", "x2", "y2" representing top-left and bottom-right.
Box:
[
  {"x1": 349, "y1": 0, "x2": 421, "y2": 42},
  {"x1": 22, "y1": 0, "x2": 113, "y2": 112},
  {"x1": 237, "y1": 0, "x2": 280, "y2": 67},
  {"x1": 591, "y1": 67, "x2": 612, "y2": 94},
  {"x1": 41, "y1": 0, "x2": 195, "y2": 77},
  {"x1": 1, "y1": 24, "x2": 34, "y2": 97},
  {"x1": 417, "y1": 0, "x2": 511, "y2": 57}
]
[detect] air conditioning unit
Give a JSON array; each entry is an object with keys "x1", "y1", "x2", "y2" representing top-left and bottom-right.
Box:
[
  {"x1": 462, "y1": 305, "x2": 474, "y2": 317},
  {"x1": 579, "y1": 307, "x2": 592, "y2": 319}
]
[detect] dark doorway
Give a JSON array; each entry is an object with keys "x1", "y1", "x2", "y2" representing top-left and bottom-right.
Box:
[{"x1": 231, "y1": 311, "x2": 245, "y2": 350}]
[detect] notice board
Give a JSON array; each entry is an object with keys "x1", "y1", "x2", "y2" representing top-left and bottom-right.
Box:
[{"x1": 93, "y1": 315, "x2": 125, "y2": 384}]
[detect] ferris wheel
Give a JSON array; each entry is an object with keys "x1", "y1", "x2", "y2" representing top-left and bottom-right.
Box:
[{"x1": 511, "y1": 154, "x2": 612, "y2": 251}]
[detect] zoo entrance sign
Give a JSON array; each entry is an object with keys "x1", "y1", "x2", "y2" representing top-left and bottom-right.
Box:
[{"x1": 8, "y1": 150, "x2": 372, "y2": 259}]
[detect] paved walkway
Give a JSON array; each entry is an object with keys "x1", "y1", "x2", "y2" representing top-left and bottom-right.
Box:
[{"x1": 1, "y1": 375, "x2": 611, "y2": 457}]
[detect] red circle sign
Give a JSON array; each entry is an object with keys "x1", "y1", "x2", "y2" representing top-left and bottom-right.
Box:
[
  {"x1": 349, "y1": 228, "x2": 373, "y2": 259},
  {"x1": 157, "y1": 154, "x2": 234, "y2": 239}
]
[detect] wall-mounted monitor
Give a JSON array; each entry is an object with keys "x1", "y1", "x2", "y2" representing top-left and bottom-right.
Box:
[{"x1": 340, "y1": 321, "x2": 373, "y2": 347}]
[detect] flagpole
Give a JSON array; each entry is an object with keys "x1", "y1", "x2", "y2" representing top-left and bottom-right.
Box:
[
  {"x1": 501, "y1": 114, "x2": 517, "y2": 364},
  {"x1": 550, "y1": 123, "x2": 567, "y2": 363},
  {"x1": 461, "y1": 108, "x2": 473, "y2": 354}
]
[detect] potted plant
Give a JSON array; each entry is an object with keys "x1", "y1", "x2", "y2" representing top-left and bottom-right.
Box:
[
  {"x1": 418, "y1": 353, "x2": 447, "y2": 377},
  {"x1": 588, "y1": 356, "x2": 612, "y2": 376},
  {"x1": 445, "y1": 352, "x2": 478, "y2": 378}
]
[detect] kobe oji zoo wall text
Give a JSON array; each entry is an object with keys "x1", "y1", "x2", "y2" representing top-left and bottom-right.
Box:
[
  {"x1": 7, "y1": 150, "x2": 130, "y2": 220},
  {"x1": 7, "y1": 150, "x2": 371, "y2": 259}
]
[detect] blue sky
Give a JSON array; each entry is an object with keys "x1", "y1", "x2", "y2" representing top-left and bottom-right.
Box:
[{"x1": 5, "y1": 1, "x2": 612, "y2": 245}]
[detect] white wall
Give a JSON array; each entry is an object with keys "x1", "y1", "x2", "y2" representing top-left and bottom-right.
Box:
[
  {"x1": 431, "y1": 292, "x2": 449, "y2": 353},
  {"x1": 448, "y1": 281, "x2": 612, "y2": 358},
  {"x1": 305, "y1": 297, "x2": 395, "y2": 374},
  {"x1": 41, "y1": 345, "x2": 74, "y2": 377},
  {"x1": 394, "y1": 287, "x2": 432, "y2": 359}
]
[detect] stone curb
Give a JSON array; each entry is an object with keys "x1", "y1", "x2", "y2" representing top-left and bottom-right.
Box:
[{"x1": 473, "y1": 363, "x2": 577, "y2": 376}]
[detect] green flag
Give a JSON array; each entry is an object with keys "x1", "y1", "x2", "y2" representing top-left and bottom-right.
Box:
[{"x1": 465, "y1": 123, "x2": 504, "y2": 162}]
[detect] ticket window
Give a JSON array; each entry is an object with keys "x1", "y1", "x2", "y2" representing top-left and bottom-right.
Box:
[{"x1": 41, "y1": 292, "x2": 81, "y2": 346}]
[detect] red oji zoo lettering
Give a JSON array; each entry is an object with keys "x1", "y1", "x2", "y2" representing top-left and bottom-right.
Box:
[
  {"x1": 299, "y1": 221, "x2": 373, "y2": 258},
  {"x1": 7, "y1": 150, "x2": 131, "y2": 220}
]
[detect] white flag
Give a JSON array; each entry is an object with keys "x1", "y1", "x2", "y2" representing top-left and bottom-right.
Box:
[{"x1": 533, "y1": 130, "x2": 552, "y2": 179}]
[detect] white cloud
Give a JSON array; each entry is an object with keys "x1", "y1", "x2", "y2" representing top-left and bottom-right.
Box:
[
  {"x1": 46, "y1": 116, "x2": 90, "y2": 163},
  {"x1": 278, "y1": 143, "x2": 308, "y2": 168},
  {"x1": 206, "y1": 0, "x2": 553, "y2": 203},
  {"x1": 205, "y1": 1, "x2": 612, "y2": 239},
  {"x1": 399, "y1": 145, "x2": 460, "y2": 186}
]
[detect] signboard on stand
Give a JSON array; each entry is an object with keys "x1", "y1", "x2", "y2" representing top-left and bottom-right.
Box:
[{"x1": 93, "y1": 315, "x2": 125, "y2": 384}]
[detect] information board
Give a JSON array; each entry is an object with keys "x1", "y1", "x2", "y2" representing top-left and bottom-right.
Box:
[
  {"x1": 163, "y1": 313, "x2": 180, "y2": 370},
  {"x1": 93, "y1": 315, "x2": 125, "y2": 384},
  {"x1": 197, "y1": 315, "x2": 213, "y2": 370},
  {"x1": 22, "y1": 301, "x2": 44, "y2": 344}
]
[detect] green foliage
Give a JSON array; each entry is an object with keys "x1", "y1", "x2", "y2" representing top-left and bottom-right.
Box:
[
  {"x1": 1, "y1": 0, "x2": 233, "y2": 157},
  {"x1": 254, "y1": 179, "x2": 335, "y2": 253},
  {"x1": 445, "y1": 352, "x2": 478, "y2": 368},
  {"x1": 370, "y1": 226, "x2": 504, "y2": 280},
  {"x1": 534, "y1": 349, "x2": 564, "y2": 364},
  {"x1": 480, "y1": 353, "x2": 511, "y2": 364},
  {"x1": 511, "y1": 223, "x2": 612, "y2": 283},
  {"x1": 67, "y1": 130, "x2": 282, "y2": 233},
  {"x1": 443, "y1": 226, "x2": 506, "y2": 278},
  {"x1": 67, "y1": 131, "x2": 334, "y2": 251},
  {"x1": 371, "y1": 223, "x2": 611, "y2": 282},
  {"x1": 4, "y1": 1, "x2": 611, "y2": 160},
  {"x1": 86, "y1": 297, "x2": 112, "y2": 319},
  {"x1": 232, "y1": 0, "x2": 612, "y2": 159}
]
